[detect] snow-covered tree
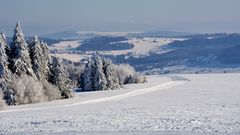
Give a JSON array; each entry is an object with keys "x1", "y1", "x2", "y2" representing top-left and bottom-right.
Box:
[
  {"x1": 0, "y1": 32, "x2": 10, "y2": 58},
  {"x1": 49, "y1": 57, "x2": 73, "y2": 98},
  {"x1": 114, "y1": 64, "x2": 136, "y2": 85},
  {"x1": 10, "y1": 22, "x2": 35, "y2": 77},
  {"x1": 102, "y1": 58, "x2": 119, "y2": 90},
  {"x1": 40, "y1": 41, "x2": 51, "y2": 81},
  {"x1": 0, "y1": 32, "x2": 14, "y2": 105},
  {"x1": 29, "y1": 36, "x2": 42, "y2": 80},
  {"x1": 92, "y1": 56, "x2": 107, "y2": 90},
  {"x1": 29, "y1": 36, "x2": 50, "y2": 82},
  {"x1": 12, "y1": 74, "x2": 45, "y2": 105},
  {"x1": 0, "y1": 32, "x2": 11, "y2": 83},
  {"x1": 0, "y1": 33, "x2": 10, "y2": 77},
  {"x1": 80, "y1": 59, "x2": 93, "y2": 91}
]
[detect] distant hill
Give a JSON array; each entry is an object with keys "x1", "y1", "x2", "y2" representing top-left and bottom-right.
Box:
[
  {"x1": 107, "y1": 34, "x2": 240, "y2": 73},
  {"x1": 127, "y1": 31, "x2": 197, "y2": 38},
  {"x1": 41, "y1": 30, "x2": 198, "y2": 40}
]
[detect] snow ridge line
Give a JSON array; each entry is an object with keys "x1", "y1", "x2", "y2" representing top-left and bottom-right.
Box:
[{"x1": 0, "y1": 80, "x2": 186, "y2": 113}]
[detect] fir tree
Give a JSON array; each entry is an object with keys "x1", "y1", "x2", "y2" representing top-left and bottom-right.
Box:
[
  {"x1": 0, "y1": 33, "x2": 10, "y2": 88},
  {"x1": 29, "y1": 36, "x2": 43, "y2": 80},
  {"x1": 0, "y1": 32, "x2": 11, "y2": 58},
  {"x1": 0, "y1": 33, "x2": 14, "y2": 105},
  {"x1": 10, "y1": 22, "x2": 35, "y2": 77},
  {"x1": 49, "y1": 57, "x2": 73, "y2": 98},
  {"x1": 102, "y1": 58, "x2": 119, "y2": 90},
  {"x1": 40, "y1": 41, "x2": 51, "y2": 81},
  {"x1": 92, "y1": 56, "x2": 107, "y2": 91},
  {"x1": 29, "y1": 36, "x2": 50, "y2": 83},
  {"x1": 80, "y1": 59, "x2": 93, "y2": 91}
]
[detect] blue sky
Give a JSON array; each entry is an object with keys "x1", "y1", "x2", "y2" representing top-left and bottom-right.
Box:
[{"x1": 0, "y1": 0, "x2": 240, "y2": 36}]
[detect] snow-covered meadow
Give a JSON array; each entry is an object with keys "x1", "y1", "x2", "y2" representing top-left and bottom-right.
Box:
[
  {"x1": 49, "y1": 37, "x2": 182, "y2": 62},
  {"x1": 101, "y1": 38, "x2": 177, "y2": 56},
  {"x1": 1, "y1": 73, "x2": 239, "y2": 135}
]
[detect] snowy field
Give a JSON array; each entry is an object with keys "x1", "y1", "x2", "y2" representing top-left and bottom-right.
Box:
[
  {"x1": 50, "y1": 40, "x2": 81, "y2": 50},
  {"x1": 49, "y1": 38, "x2": 182, "y2": 62},
  {"x1": 0, "y1": 73, "x2": 240, "y2": 135},
  {"x1": 102, "y1": 38, "x2": 178, "y2": 56}
]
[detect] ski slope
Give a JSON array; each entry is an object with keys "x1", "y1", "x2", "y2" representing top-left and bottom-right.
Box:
[{"x1": 0, "y1": 74, "x2": 240, "y2": 135}]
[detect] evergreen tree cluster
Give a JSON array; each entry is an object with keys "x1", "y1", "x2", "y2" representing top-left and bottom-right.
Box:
[
  {"x1": 80, "y1": 56, "x2": 147, "y2": 91},
  {"x1": 0, "y1": 22, "x2": 73, "y2": 105},
  {"x1": 80, "y1": 56, "x2": 120, "y2": 91}
]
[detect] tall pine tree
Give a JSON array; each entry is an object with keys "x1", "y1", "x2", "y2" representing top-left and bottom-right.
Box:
[
  {"x1": 10, "y1": 22, "x2": 35, "y2": 77},
  {"x1": 40, "y1": 41, "x2": 51, "y2": 81},
  {"x1": 29, "y1": 36, "x2": 51, "y2": 83},
  {"x1": 102, "y1": 58, "x2": 119, "y2": 90},
  {"x1": 0, "y1": 32, "x2": 11, "y2": 58},
  {"x1": 92, "y1": 56, "x2": 107, "y2": 91},
  {"x1": 80, "y1": 59, "x2": 93, "y2": 91},
  {"x1": 0, "y1": 32, "x2": 14, "y2": 104},
  {"x1": 49, "y1": 57, "x2": 73, "y2": 98},
  {"x1": 0, "y1": 32, "x2": 11, "y2": 89}
]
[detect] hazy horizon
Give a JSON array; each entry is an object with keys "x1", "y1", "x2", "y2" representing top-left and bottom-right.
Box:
[{"x1": 0, "y1": 0, "x2": 240, "y2": 36}]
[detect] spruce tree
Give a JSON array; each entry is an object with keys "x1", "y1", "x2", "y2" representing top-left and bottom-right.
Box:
[
  {"x1": 0, "y1": 32, "x2": 11, "y2": 58},
  {"x1": 0, "y1": 33, "x2": 11, "y2": 88},
  {"x1": 10, "y1": 22, "x2": 35, "y2": 77},
  {"x1": 0, "y1": 33, "x2": 14, "y2": 105},
  {"x1": 29, "y1": 36, "x2": 43, "y2": 81},
  {"x1": 40, "y1": 41, "x2": 51, "y2": 81},
  {"x1": 102, "y1": 58, "x2": 119, "y2": 90},
  {"x1": 29, "y1": 36, "x2": 50, "y2": 83},
  {"x1": 92, "y1": 56, "x2": 107, "y2": 91},
  {"x1": 49, "y1": 57, "x2": 73, "y2": 98},
  {"x1": 80, "y1": 59, "x2": 93, "y2": 91}
]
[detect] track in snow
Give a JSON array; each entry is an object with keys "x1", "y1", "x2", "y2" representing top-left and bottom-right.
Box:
[{"x1": 0, "y1": 80, "x2": 186, "y2": 113}]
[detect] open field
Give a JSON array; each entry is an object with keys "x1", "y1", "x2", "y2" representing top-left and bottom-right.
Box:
[{"x1": 1, "y1": 73, "x2": 239, "y2": 135}]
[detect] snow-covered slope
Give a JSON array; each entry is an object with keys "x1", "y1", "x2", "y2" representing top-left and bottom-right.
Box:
[
  {"x1": 49, "y1": 37, "x2": 181, "y2": 62},
  {"x1": 102, "y1": 38, "x2": 180, "y2": 56},
  {"x1": 0, "y1": 73, "x2": 240, "y2": 135}
]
